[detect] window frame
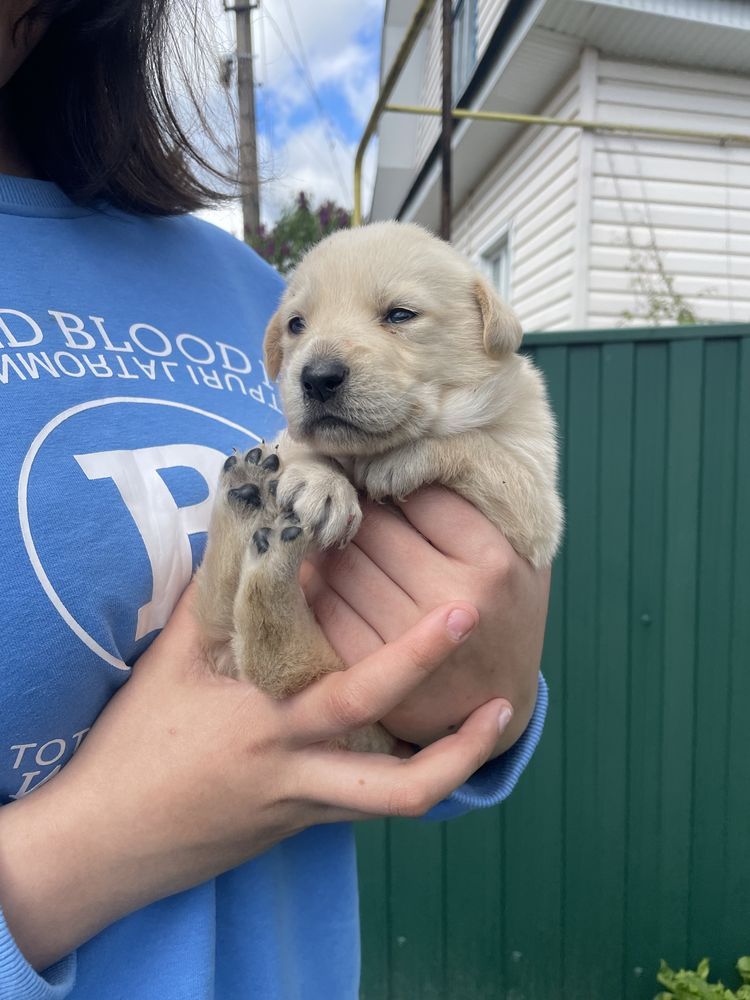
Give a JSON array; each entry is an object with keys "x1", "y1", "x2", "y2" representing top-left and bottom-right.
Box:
[
  {"x1": 478, "y1": 225, "x2": 514, "y2": 303},
  {"x1": 452, "y1": 0, "x2": 478, "y2": 100}
]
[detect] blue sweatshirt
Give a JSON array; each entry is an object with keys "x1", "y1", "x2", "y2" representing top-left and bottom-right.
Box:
[{"x1": 0, "y1": 174, "x2": 547, "y2": 1000}]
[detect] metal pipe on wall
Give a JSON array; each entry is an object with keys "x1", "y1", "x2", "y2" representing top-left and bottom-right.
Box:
[{"x1": 353, "y1": 0, "x2": 439, "y2": 226}]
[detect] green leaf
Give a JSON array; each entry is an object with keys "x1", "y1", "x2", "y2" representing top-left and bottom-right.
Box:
[
  {"x1": 250, "y1": 191, "x2": 351, "y2": 275},
  {"x1": 697, "y1": 959, "x2": 711, "y2": 981},
  {"x1": 738, "y1": 958, "x2": 750, "y2": 985}
]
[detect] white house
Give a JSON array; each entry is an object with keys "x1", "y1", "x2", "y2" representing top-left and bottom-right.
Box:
[{"x1": 369, "y1": 0, "x2": 750, "y2": 331}]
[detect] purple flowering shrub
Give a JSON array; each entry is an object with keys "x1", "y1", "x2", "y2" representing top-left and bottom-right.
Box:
[{"x1": 251, "y1": 191, "x2": 351, "y2": 275}]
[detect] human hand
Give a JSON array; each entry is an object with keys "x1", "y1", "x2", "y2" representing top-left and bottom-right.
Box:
[
  {"x1": 301, "y1": 487, "x2": 551, "y2": 756},
  {"x1": 0, "y1": 582, "x2": 510, "y2": 972}
]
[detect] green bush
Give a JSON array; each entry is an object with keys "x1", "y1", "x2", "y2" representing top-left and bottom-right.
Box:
[
  {"x1": 250, "y1": 191, "x2": 350, "y2": 275},
  {"x1": 655, "y1": 956, "x2": 750, "y2": 999}
]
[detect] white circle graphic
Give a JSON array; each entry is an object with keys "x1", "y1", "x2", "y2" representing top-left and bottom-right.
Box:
[{"x1": 18, "y1": 396, "x2": 260, "y2": 670}]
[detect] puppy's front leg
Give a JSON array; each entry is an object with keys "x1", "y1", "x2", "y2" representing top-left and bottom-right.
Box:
[
  {"x1": 353, "y1": 438, "x2": 451, "y2": 505},
  {"x1": 199, "y1": 441, "x2": 340, "y2": 696},
  {"x1": 273, "y1": 431, "x2": 362, "y2": 549},
  {"x1": 195, "y1": 445, "x2": 279, "y2": 662},
  {"x1": 232, "y1": 512, "x2": 339, "y2": 699},
  {"x1": 354, "y1": 434, "x2": 562, "y2": 568},
  {"x1": 198, "y1": 443, "x2": 394, "y2": 752}
]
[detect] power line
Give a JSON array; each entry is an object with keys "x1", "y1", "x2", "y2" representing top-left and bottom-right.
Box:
[
  {"x1": 262, "y1": 5, "x2": 351, "y2": 201},
  {"x1": 253, "y1": 16, "x2": 348, "y2": 190},
  {"x1": 278, "y1": 0, "x2": 351, "y2": 199},
  {"x1": 257, "y1": 2, "x2": 277, "y2": 178}
]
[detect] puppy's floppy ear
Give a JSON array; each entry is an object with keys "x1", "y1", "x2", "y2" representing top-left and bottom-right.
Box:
[
  {"x1": 474, "y1": 277, "x2": 522, "y2": 357},
  {"x1": 263, "y1": 309, "x2": 284, "y2": 380}
]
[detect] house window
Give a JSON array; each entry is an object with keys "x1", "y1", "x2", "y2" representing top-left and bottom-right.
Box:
[
  {"x1": 483, "y1": 232, "x2": 511, "y2": 300},
  {"x1": 453, "y1": 0, "x2": 477, "y2": 99}
]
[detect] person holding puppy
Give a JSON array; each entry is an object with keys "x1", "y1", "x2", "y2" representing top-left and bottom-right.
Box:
[{"x1": 0, "y1": 2, "x2": 551, "y2": 998}]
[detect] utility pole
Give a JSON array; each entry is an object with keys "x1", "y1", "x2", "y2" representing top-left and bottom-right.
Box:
[
  {"x1": 440, "y1": 0, "x2": 453, "y2": 241},
  {"x1": 226, "y1": 1, "x2": 260, "y2": 243}
]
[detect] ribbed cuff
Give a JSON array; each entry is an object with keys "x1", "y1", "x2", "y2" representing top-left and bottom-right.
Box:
[
  {"x1": 0, "y1": 906, "x2": 76, "y2": 999},
  {"x1": 425, "y1": 673, "x2": 548, "y2": 822}
]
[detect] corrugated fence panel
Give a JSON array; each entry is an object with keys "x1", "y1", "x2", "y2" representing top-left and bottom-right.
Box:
[
  {"x1": 689, "y1": 338, "x2": 740, "y2": 962},
  {"x1": 502, "y1": 343, "x2": 567, "y2": 1000},
  {"x1": 562, "y1": 344, "x2": 604, "y2": 999},
  {"x1": 727, "y1": 336, "x2": 750, "y2": 950},
  {"x1": 357, "y1": 325, "x2": 750, "y2": 1000},
  {"x1": 625, "y1": 341, "x2": 670, "y2": 998},
  {"x1": 657, "y1": 338, "x2": 702, "y2": 965},
  {"x1": 388, "y1": 818, "x2": 445, "y2": 998}
]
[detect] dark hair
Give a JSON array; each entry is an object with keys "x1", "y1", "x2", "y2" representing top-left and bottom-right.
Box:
[{"x1": 8, "y1": 0, "x2": 235, "y2": 214}]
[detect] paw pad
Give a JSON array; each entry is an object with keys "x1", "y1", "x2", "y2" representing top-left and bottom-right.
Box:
[
  {"x1": 251, "y1": 518, "x2": 305, "y2": 556},
  {"x1": 221, "y1": 443, "x2": 280, "y2": 514},
  {"x1": 252, "y1": 527, "x2": 271, "y2": 554},
  {"x1": 229, "y1": 483, "x2": 262, "y2": 508}
]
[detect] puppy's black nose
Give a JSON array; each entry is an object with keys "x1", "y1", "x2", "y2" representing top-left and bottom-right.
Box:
[{"x1": 301, "y1": 362, "x2": 349, "y2": 403}]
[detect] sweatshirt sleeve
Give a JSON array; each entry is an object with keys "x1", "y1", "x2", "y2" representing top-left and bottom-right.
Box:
[
  {"x1": 0, "y1": 907, "x2": 76, "y2": 999},
  {"x1": 424, "y1": 672, "x2": 548, "y2": 823}
]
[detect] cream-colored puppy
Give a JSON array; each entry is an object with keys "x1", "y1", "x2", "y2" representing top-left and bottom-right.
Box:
[{"x1": 196, "y1": 222, "x2": 562, "y2": 751}]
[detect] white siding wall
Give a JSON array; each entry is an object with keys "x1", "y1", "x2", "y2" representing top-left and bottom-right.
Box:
[
  {"x1": 452, "y1": 72, "x2": 582, "y2": 331},
  {"x1": 588, "y1": 59, "x2": 750, "y2": 326},
  {"x1": 414, "y1": 8, "x2": 442, "y2": 171},
  {"x1": 477, "y1": 0, "x2": 512, "y2": 58},
  {"x1": 414, "y1": 0, "x2": 512, "y2": 172},
  {"x1": 404, "y1": 16, "x2": 750, "y2": 330}
]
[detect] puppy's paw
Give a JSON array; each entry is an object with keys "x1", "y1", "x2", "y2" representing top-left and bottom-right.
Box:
[
  {"x1": 222, "y1": 444, "x2": 314, "y2": 575},
  {"x1": 353, "y1": 453, "x2": 425, "y2": 503},
  {"x1": 275, "y1": 460, "x2": 361, "y2": 548},
  {"x1": 245, "y1": 507, "x2": 312, "y2": 571},
  {"x1": 218, "y1": 444, "x2": 281, "y2": 523}
]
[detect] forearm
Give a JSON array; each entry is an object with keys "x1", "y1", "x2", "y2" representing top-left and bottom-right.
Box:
[
  {"x1": 0, "y1": 762, "x2": 214, "y2": 972},
  {"x1": 0, "y1": 591, "x2": 508, "y2": 975},
  {"x1": 0, "y1": 777, "x2": 136, "y2": 971},
  {"x1": 0, "y1": 700, "x2": 268, "y2": 972}
]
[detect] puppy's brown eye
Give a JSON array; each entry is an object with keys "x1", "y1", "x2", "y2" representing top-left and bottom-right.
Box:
[
  {"x1": 288, "y1": 316, "x2": 306, "y2": 335},
  {"x1": 385, "y1": 308, "x2": 417, "y2": 324}
]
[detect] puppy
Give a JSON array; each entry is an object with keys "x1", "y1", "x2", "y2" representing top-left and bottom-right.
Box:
[{"x1": 195, "y1": 222, "x2": 562, "y2": 751}]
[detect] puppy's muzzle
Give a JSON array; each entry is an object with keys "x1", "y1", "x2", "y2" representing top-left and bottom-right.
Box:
[{"x1": 301, "y1": 361, "x2": 349, "y2": 404}]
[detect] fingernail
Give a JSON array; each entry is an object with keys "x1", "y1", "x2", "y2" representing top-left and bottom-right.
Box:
[
  {"x1": 498, "y1": 705, "x2": 514, "y2": 733},
  {"x1": 446, "y1": 608, "x2": 477, "y2": 641}
]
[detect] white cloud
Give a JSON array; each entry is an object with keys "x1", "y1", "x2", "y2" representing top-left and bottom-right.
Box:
[
  {"x1": 253, "y1": 0, "x2": 382, "y2": 92},
  {"x1": 259, "y1": 119, "x2": 379, "y2": 221},
  {"x1": 197, "y1": 121, "x2": 378, "y2": 240}
]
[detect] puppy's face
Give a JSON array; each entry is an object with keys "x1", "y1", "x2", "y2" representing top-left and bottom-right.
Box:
[{"x1": 264, "y1": 222, "x2": 522, "y2": 457}]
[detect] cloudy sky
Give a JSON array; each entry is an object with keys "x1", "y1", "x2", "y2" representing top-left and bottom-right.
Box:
[{"x1": 200, "y1": 0, "x2": 385, "y2": 237}]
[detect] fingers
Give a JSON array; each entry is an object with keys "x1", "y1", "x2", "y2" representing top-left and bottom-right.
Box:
[
  {"x1": 284, "y1": 602, "x2": 479, "y2": 743},
  {"x1": 299, "y1": 559, "x2": 383, "y2": 664},
  {"x1": 351, "y1": 502, "x2": 449, "y2": 603},
  {"x1": 308, "y1": 542, "x2": 421, "y2": 643},
  {"x1": 132, "y1": 580, "x2": 205, "y2": 678},
  {"x1": 394, "y1": 486, "x2": 514, "y2": 565},
  {"x1": 297, "y1": 698, "x2": 512, "y2": 816}
]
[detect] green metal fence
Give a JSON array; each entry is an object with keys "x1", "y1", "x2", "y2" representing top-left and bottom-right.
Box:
[{"x1": 356, "y1": 324, "x2": 750, "y2": 1000}]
